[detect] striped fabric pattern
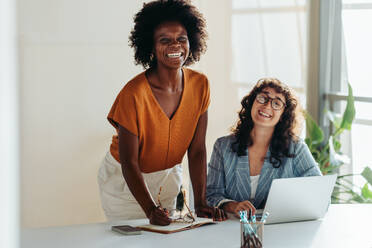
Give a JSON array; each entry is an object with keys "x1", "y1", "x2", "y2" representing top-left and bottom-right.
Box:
[{"x1": 206, "y1": 135, "x2": 322, "y2": 209}]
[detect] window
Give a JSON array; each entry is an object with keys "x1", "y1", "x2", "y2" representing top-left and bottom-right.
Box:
[
  {"x1": 341, "y1": 0, "x2": 372, "y2": 186},
  {"x1": 231, "y1": 0, "x2": 308, "y2": 109}
]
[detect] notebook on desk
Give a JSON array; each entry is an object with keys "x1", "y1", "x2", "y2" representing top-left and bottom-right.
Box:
[
  {"x1": 258, "y1": 175, "x2": 337, "y2": 224},
  {"x1": 137, "y1": 217, "x2": 215, "y2": 234}
]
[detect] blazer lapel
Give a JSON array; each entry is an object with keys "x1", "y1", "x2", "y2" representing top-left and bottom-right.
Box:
[
  {"x1": 234, "y1": 152, "x2": 251, "y2": 201},
  {"x1": 254, "y1": 148, "x2": 280, "y2": 208}
]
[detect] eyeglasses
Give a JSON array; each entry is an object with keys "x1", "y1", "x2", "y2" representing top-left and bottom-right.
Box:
[
  {"x1": 255, "y1": 92, "x2": 286, "y2": 110},
  {"x1": 157, "y1": 187, "x2": 195, "y2": 223}
]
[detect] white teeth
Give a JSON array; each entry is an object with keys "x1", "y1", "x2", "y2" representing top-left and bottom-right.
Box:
[
  {"x1": 167, "y1": 53, "x2": 182, "y2": 58},
  {"x1": 259, "y1": 110, "x2": 271, "y2": 118}
]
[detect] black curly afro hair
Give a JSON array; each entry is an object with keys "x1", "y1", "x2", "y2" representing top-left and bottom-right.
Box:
[{"x1": 129, "y1": 0, "x2": 208, "y2": 69}]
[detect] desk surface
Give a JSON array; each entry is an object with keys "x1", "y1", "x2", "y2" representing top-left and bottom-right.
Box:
[{"x1": 22, "y1": 204, "x2": 372, "y2": 248}]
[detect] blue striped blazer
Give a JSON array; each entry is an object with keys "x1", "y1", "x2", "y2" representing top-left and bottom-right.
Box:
[{"x1": 206, "y1": 135, "x2": 322, "y2": 209}]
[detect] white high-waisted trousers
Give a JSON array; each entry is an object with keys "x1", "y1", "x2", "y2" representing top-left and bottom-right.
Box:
[{"x1": 97, "y1": 151, "x2": 183, "y2": 221}]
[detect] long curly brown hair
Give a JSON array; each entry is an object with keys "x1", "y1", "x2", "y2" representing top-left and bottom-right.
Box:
[
  {"x1": 231, "y1": 78, "x2": 303, "y2": 168},
  {"x1": 129, "y1": 0, "x2": 208, "y2": 69}
]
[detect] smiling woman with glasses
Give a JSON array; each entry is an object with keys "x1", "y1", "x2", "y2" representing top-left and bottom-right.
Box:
[{"x1": 206, "y1": 78, "x2": 322, "y2": 217}]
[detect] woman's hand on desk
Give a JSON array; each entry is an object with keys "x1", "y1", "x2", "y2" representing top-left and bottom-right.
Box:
[
  {"x1": 222, "y1": 201, "x2": 256, "y2": 218},
  {"x1": 148, "y1": 206, "x2": 172, "y2": 226},
  {"x1": 195, "y1": 204, "x2": 227, "y2": 222}
]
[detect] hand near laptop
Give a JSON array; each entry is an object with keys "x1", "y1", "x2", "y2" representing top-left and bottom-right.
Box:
[{"x1": 222, "y1": 200, "x2": 256, "y2": 218}]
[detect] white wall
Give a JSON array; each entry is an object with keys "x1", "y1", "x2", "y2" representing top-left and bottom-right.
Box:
[
  {"x1": 1, "y1": 0, "x2": 20, "y2": 245},
  {"x1": 19, "y1": 0, "x2": 239, "y2": 227},
  {"x1": 199, "y1": 0, "x2": 241, "y2": 151},
  {"x1": 19, "y1": 0, "x2": 146, "y2": 227}
]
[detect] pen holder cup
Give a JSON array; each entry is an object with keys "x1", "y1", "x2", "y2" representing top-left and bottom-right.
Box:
[{"x1": 240, "y1": 221, "x2": 264, "y2": 248}]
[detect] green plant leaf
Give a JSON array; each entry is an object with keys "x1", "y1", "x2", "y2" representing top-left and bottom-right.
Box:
[
  {"x1": 333, "y1": 139, "x2": 341, "y2": 152},
  {"x1": 328, "y1": 136, "x2": 350, "y2": 167},
  {"x1": 351, "y1": 195, "x2": 365, "y2": 203},
  {"x1": 361, "y1": 183, "x2": 372, "y2": 200},
  {"x1": 304, "y1": 111, "x2": 324, "y2": 145},
  {"x1": 361, "y1": 167, "x2": 372, "y2": 185},
  {"x1": 322, "y1": 164, "x2": 341, "y2": 175},
  {"x1": 325, "y1": 110, "x2": 342, "y2": 129},
  {"x1": 340, "y1": 83, "x2": 356, "y2": 130}
]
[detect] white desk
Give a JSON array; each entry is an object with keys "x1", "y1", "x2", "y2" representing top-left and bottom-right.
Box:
[{"x1": 22, "y1": 204, "x2": 372, "y2": 248}]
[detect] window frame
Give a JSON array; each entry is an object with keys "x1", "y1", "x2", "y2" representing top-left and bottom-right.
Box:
[
  {"x1": 230, "y1": 1, "x2": 308, "y2": 96},
  {"x1": 314, "y1": 0, "x2": 372, "y2": 177}
]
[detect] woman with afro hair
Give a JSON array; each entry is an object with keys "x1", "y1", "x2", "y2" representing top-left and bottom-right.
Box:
[
  {"x1": 98, "y1": 0, "x2": 226, "y2": 225},
  {"x1": 206, "y1": 78, "x2": 321, "y2": 217}
]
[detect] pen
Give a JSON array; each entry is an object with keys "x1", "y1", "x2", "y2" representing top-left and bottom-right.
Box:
[
  {"x1": 251, "y1": 214, "x2": 257, "y2": 233},
  {"x1": 261, "y1": 212, "x2": 270, "y2": 223}
]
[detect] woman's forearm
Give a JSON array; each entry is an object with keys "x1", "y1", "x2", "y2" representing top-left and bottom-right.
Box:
[
  {"x1": 118, "y1": 124, "x2": 156, "y2": 217},
  {"x1": 122, "y1": 163, "x2": 157, "y2": 217},
  {"x1": 188, "y1": 149, "x2": 207, "y2": 207},
  {"x1": 188, "y1": 112, "x2": 208, "y2": 207}
]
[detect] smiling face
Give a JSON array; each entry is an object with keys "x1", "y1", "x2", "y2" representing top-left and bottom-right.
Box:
[
  {"x1": 152, "y1": 21, "x2": 190, "y2": 70},
  {"x1": 251, "y1": 87, "x2": 286, "y2": 128}
]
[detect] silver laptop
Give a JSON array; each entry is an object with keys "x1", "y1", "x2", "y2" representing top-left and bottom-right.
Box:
[{"x1": 261, "y1": 175, "x2": 337, "y2": 224}]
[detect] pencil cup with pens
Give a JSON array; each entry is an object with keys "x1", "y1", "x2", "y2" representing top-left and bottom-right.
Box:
[{"x1": 239, "y1": 210, "x2": 269, "y2": 248}]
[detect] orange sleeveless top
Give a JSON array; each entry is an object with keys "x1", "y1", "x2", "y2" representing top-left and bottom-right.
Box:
[{"x1": 107, "y1": 68, "x2": 210, "y2": 173}]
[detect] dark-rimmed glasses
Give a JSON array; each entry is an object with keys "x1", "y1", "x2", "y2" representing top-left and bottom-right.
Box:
[
  {"x1": 255, "y1": 92, "x2": 286, "y2": 110},
  {"x1": 157, "y1": 187, "x2": 195, "y2": 223}
]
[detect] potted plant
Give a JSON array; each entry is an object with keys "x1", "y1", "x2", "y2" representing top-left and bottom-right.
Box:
[{"x1": 305, "y1": 84, "x2": 372, "y2": 203}]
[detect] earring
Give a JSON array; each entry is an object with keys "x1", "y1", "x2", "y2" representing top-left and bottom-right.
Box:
[{"x1": 150, "y1": 53, "x2": 154, "y2": 61}]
